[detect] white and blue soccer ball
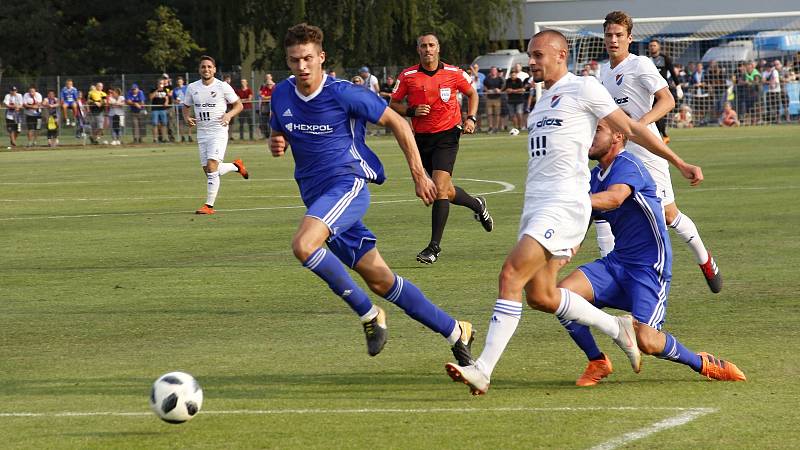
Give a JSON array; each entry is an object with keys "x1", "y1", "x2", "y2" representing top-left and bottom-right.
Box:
[
  {"x1": 509, "y1": 127, "x2": 520, "y2": 136},
  {"x1": 150, "y1": 371, "x2": 203, "y2": 424}
]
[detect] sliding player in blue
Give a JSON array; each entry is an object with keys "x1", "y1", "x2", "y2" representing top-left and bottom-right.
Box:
[
  {"x1": 559, "y1": 118, "x2": 745, "y2": 386},
  {"x1": 268, "y1": 23, "x2": 473, "y2": 364}
]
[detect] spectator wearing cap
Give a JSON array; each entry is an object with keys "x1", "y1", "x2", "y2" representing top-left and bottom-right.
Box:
[
  {"x1": 358, "y1": 66, "x2": 380, "y2": 95},
  {"x1": 259, "y1": 73, "x2": 275, "y2": 139},
  {"x1": 149, "y1": 78, "x2": 171, "y2": 143},
  {"x1": 125, "y1": 83, "x2": 147, "y2": 143},
  {"x1": 22, "y1": 85, "x2": 43, "y2": 147},
  {"x1": 3, "y1": 86, "x2": 23, "y2": 148}
]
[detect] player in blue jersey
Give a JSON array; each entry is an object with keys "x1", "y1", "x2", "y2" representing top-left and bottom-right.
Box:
[
  {"x1": 557, "y1": 118, "x2": 745, "y2": 386},
  {"x1": 268, "y1": 23, "x2": 474, "y2": 363}
]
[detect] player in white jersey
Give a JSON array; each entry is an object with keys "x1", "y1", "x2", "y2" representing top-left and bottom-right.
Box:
[
  {"x1": 183, "y1": 55, "x2": 248, "y2": 215},
  {"x1": 445, "y1": 30, "x2": 704, "y2": 396},
  {"x1": 598, "y1": 11, "x2": 722, "y2": 292}
]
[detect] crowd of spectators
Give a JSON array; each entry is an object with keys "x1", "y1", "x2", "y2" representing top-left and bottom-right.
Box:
[
  {"x1": 3, "y1": 52, "x2": 799, "y2": 148},
  {"x1": 1, "y1": 72, "x2": 280, "y2": 148},
  {"x1": 662, "y1": 57, "x2": 799, "y2": 127}
]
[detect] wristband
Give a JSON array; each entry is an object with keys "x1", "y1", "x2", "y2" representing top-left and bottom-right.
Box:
[
  {"x1": 466, "y1": 115, "x2": 477, "y2": 123},
  {"x1": 405, "y1": 106, "x2": 417, "y2": 118}
]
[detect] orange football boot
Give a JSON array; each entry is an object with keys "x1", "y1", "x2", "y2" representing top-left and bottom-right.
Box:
[
  {"x1": 576, "y1": 353, "x2": 614, "y2": 387},
  {"x1": 233, "y1": 159, "x2": 249, "y2": 179},
  {"x1": 195, "y1": 204, "x2": 215, "y2": 215},
  {"x1": 698, "y1": 352, "x2": 746, "y2": 381}
]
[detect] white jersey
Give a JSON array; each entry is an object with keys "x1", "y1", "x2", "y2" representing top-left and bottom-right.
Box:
[
  {"x1": 184, "y1": 78, "x2": 239, "y2": 137},
  {"x1": 526, "y1": 72, "x2": 618, "y2": 198},
  {"x1": 599, "y1": 54, "x2": 668, "y2": 171}
]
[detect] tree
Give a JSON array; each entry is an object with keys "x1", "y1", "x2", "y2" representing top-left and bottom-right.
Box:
[{"x1": 143, "y1": 6, "x2": 204, "y2": 73}]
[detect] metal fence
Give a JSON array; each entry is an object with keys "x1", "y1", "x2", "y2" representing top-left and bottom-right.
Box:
[{"x1": 2, "y1": 64, "x2": 799, "y2": 148}]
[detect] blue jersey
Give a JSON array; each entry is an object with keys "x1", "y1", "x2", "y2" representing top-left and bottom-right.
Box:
[
  {"x1": 269, "y1": 75, "x2": 387, "y2": 191},
  {"x1": 126, "y1": 90, "x2": 146, "y2": 112},
  {"x1": 172, "y1": 85, "x2": 187, "y2": 107},
  {"x1": 61, "y1": 86, "x2": 78, "y2": 103},
  {"x1": 590, "y1": 151, "x2": 671, "y2": 279}
]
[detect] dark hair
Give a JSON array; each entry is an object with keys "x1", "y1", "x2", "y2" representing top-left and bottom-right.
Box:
[
  {"x1": 603, "y1": 10, "x2": 633, "y2": 35},
  {"x1": 417, "y1": 32, "x2": 439, "y2": 46},
  {"x1": 199, "y1": 55, "x2": 216, "y2": 66},
  {"x1": 649, "y1": 38, "x2": 661, "y2": 44},
  {"x1": 284, "y1": 23, "x2": 324, "y2": 49}
]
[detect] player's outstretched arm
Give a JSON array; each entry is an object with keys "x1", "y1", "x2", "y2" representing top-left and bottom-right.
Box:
[
  {"x1": 269, "y1": 131, "x2": 287, "y2": 157},
  {"x1": 605, "y1": 108, "x2": 703, "y2": 186},
  {"x1": 377, "y1": 107, "x2": 437, "y2": 205},
  {"x1": 639, "y1": 87, "x2": 675, "y2": 126}
]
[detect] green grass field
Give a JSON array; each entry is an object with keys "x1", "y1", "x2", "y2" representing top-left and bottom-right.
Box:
[{"x1": 1, "y1": 126, "x2": 799, "y2": 449}]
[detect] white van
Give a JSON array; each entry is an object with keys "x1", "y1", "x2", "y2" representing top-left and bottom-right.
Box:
[{"x1": 471, "y1": 49, "x2": 530, "y2": 79}]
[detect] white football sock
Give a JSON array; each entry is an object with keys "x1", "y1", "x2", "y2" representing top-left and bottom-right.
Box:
[
  {"x1": 446, "y1": 323, "x2": 462, "y2": 346},
  {"x1": 359, "y1": 305, "x2": 379, "y2": 322},
  {"x1": 594, "y1": 220, "x2": 615, "y2": 258},
  {"x1": 218, "y1": 162, "x2": 237, "y2": 176},
  {"x1": 555, "y1": 288, "x2": 620, "y2": 339},
  {"x1": 205, "y1": 171, "x2": 220, "y2": 207},
  {"x1": 669, "y1": 212, "x2": 709, "y2": 264},
  {"x1": 475, "y1": 299, "x2": 522, "y2": 377}
]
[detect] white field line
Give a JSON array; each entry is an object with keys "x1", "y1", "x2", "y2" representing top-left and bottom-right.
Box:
[
  {"x1": 0, "y1": 178, "x2": 516, "y2": 222},
  {"x1": 589, "y1": 407, "x2": 718, "y2": 450},
  {"x1": 0, "y1": 405, "x2": 715, "y2": 418}
]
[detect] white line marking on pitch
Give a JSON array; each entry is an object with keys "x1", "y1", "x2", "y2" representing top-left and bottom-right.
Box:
[
  {"x1": 589, "y1": 407, "x2": 718, "y2": 450},
  {"x1": 0, "y1": 406, "x2": 715, "y2": 419},
  {"x1": 0, "y1": 178, "x2": 516, "y2": 221}
]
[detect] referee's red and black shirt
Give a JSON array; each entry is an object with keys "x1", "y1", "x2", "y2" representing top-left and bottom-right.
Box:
[{"x1": 391, "y1": 62, "x2": 471, "y2": 134}]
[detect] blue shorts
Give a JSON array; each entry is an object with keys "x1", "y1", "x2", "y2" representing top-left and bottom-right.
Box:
[
  {"x1": 304, "y1": 175, "x2": 377, "y2": 268},
  {"x1": 63, "y1": 100, "x2": 76, "y2": 107},
  {"x1": 578, "y1": 253, "x2": 670, "y2": 329},
  {"x1": 151, "y1": 109, "x2": 168, "y2": 125}
]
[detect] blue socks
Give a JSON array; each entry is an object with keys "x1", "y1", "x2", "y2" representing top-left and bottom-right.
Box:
[
  {"x1": 560, "y1": 319, "x2": 603, "y2": 361},
  {"x1": 658, "y1": 332, "x2": 703, "y2": 372},
  {"x1": 383, "y1": 274, "x2": 456, "y2": 337},
  {"x1": 303, "y1": 248, "x2": 373, "y2": 316}
]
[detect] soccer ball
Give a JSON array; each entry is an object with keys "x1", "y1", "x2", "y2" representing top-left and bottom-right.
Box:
[
  {"x1": 509, "y1": 128, "x2": 520, "y2": 136},
  {"x1": 149, "y1": 371, "x2": 203, "y2": 424}
]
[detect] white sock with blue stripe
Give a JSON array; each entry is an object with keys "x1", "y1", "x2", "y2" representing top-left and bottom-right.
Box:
[
  {"x1": 205, "y1": 171, "x2": 220, "y2": 207},
  {"x1": 555, "y1": 288, "x2": 620, "y2": 339},
  {"x1": 475, "y1": 299, "x2": 522, "y2": 377}
]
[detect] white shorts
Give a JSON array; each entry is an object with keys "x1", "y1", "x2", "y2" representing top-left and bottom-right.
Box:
[
  {"x1": 197, "y1": 134, "x2": 229, "y2": 166},
  {"x1": 518, "y1": 195, "x2": 591, "y2": 258},
  {"x1": 643, "y1": 162, "x2": 675, "y2": 206}
]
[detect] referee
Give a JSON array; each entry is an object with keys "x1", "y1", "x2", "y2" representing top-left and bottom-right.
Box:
[{"x1": 390, "y1": 32, "x2": 493, "y2": 265}]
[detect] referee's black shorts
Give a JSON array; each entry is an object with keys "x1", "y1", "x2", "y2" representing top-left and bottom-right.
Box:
[{"x1": 414, "y1": 125, "x2": 462, "y2": 175}]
